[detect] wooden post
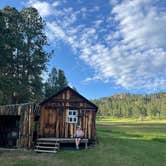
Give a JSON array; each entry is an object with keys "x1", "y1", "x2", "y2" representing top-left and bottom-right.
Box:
[
  {"x1": 18, "y1": 107, "x2": 24, "y2": 148},
  {"x1": 85, "y1": 142, "x2": 88, "y2": 149}
]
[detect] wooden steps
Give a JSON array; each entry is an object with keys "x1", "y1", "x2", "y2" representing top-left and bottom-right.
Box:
[
  {"x1": 34, "y1": 138, "x2": 59, "y2": 153},
  {"x1": 37, "y1": 142, "x2": 59, "y2": 145},
  {"x1": 34, "y1": 149, "x2": 57, "y2": 153},
  {"x1": 35, "y1": 146, "x2": 59, "y2": 149}
]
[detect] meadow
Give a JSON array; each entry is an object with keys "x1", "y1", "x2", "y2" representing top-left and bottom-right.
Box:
[{"x1": 0, "y1": 119, "x2": 166, "y2": 166}]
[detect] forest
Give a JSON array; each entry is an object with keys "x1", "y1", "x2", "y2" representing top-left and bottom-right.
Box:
[
  {"x1": 0, "y1": 6, "x2": 68, "y2": 105},
  {"x1": 92, "y1": 92, "x2": 166, "y2": 119}
]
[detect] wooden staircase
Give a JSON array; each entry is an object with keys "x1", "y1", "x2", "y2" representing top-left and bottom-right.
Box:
[{"x1": 34, "y1": 138, "x2": 59, "y2": 153}]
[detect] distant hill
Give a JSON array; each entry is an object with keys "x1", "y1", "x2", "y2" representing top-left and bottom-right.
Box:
[{"x1": 92, "y1": 92, "x2": 166, "y2": 119}]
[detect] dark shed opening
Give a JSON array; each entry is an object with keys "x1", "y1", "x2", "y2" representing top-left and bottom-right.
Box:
[{"x1": 0, "y1": 115, "x2": 20, "y2": 148}]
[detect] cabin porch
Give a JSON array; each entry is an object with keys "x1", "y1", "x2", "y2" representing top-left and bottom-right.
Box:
[{"x1": 35, "y1": 137, "x2": 89, "y2": 153}]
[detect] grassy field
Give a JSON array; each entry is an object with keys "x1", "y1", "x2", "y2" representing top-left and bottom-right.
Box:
[{"x1": 0, "y1": 119, "x2": 166, "y2": 166}]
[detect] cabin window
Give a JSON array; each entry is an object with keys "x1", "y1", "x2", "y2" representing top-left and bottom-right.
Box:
[{"x1": 67, "y1": 110, "x2": 78, "y2": 123}]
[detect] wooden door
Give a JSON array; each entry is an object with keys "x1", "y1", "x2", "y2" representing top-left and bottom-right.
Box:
[
  {"x1": 44, "y1": 109, "x2": 57, "y2": 137},
  {"x1": 49, "y1": 109, "x2": 56, "y2": 137}
]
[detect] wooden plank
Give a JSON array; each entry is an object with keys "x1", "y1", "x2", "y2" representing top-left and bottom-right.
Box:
[
  {"x1": 59, "y1": 108, "x2": 63, "y2": 137},
  {"x1": 23, "y1": 110, "x2": 28, "y2": 147},
  {"x1": 37, "y1": 142, "x2": 59, "y2": 145},
  {"x1": 28, "y1": 106, "x2": 34, "y2": 148},
  {"x1": 88, "y1": 111, "x2": 92, "y2": 139},
  {"x1": 65, "y1": 121, "x2": 68, "y2": 138},
  {"x1": 83, "y1": 110, "x2": 86, "y2": 135},
  {"x1": 45, "y1": 105, "x2": 96, "y2": 110},
  {"x1": 30, "y1": 111, "x2": 35, "y2": 148},
  {"x1": 44, "y1": 108, "x2": 49, "y2": 137},
  {"x1": 49, "y1": 109, "x2": 54, "y2": 137},
  {"x1": 70, "y1": 123, "x2": 73, "y2": 138},
  {"x1": 37, "y1": 138, "x2": 88, "y2": 145},
  {"x1": 34, "y1": 149, "x2": 57, "y2": 153},
  {"x1": 62, "y1": 109, "x2": 65, "y2": 137},
  {"x1": 56, "y1": 109, "x2": 59, "y2": 137},
  {"x1": 94, "y1": 111, "x2": 96, "y2": 136},
  {"x1": 66, "y1": 90, "x2": 70, "y2": 100},
  {"x1": 52, "y1": 109, "x2": 56, "y2": 137},
  {"x1": 91, "y1": 111, "x2": 94, "y2": 139},
  {"x1": 65, "y1": 91, "x2": 69, "y2": 138},
  {"x1": 18, "y1": 109, "x2": 25, "y2": 148},
  {"x1": 60, "y1": 109, "x2": 63, "y2": 137},
  {"x1": 39, "y1": 107, "x2": 44, "y2": 137},
  {"x1": 54, "y1": 109, "x2": 57, "y2": 137},
  {"x1": 85, "y1": 111, "x2": 88, "y2": 138},
  {"x1": 28, "y1": 107, "x2": 31, "y2": 148},
  {"x1": 25, "y1": 109, "x2": 29, "y2": 147},
  {"x1": 35, "y1": 146, "x2": 59, "y2": 149},
  {"x1": 61, "y1": 92, "x2": 65, "y2": 138},
  {"x1": 73, "y1": 123, "x2": 76, "y2": 138}
]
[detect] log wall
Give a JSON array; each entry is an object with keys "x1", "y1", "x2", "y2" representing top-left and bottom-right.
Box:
[{"x1": 0, "y1": 103, "x2": 39, "y2": 149}]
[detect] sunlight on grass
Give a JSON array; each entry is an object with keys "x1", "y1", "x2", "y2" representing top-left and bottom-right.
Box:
[
  {"x1": 97, "y1": 119, "x2": 166, "y2": 143},
  {"x1": 97, "y1": 117, "x2": 166, "y2": 124},
  {"x1": 0, "y1": 119, "x2": 166, "y2": 166}
]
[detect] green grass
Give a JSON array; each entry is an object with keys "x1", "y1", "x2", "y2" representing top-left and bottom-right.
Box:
[{"x1": 0, "y1": 119, "x2": 166, "y2": 166}]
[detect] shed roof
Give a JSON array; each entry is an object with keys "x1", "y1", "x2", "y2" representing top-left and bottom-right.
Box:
[
  {"x1": 40, "y1": 86, "x2": 98, "y2": 110},
  {"x1": 0, "y1": 103, "x2": 39, "y2": 116}
]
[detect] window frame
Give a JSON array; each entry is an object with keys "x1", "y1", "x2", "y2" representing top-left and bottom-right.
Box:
[{"x1": 66, "y1": 109, "x2": 78, "y2": 124}]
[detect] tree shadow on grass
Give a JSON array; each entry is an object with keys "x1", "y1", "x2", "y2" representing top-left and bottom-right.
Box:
[{"x1": 152, "y1": 138, "x2": 166, "y2": 143}]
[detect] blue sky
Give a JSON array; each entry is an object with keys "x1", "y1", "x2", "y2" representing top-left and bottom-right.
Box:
[{"x1": 1, "y1": 0, "x2": 166, "y2": 99}]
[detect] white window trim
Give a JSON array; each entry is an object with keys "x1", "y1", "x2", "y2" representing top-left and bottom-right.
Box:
[{"x1": 66, "y1": 109, "x2": 78, "y2": 123}]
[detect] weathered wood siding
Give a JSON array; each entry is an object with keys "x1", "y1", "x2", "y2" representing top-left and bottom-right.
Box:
[
  {"x1": 0, "y1": 103, "x2": 39, "y2": 149},
  {"x1": 38, "y1": 88, "x2": 97, "y2": 140},
  {"x1": 19, "y1": 105, "x2": 35, "y2": 148}
]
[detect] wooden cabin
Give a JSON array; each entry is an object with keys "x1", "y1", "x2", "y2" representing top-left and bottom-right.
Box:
[
  {"x1": 0, "y1": 87, "x2": 97, "y2": 151},
  {"x1": 38, "y1": 86, "x2": 98, "y2": 142},
  {"x1": 0, "y1": 103, "x2": 39, "y2": 149}
]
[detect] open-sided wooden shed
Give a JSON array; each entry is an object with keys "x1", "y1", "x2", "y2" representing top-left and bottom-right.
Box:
[
  {"x1": 0, "y1": 103, "x2": 39, "y2": 149},
  {"x1": 38, "y1": 86, "x2": 98, "y2": 141}
]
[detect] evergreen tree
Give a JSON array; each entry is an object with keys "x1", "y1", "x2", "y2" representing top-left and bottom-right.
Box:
[
  {"x1": 20, "y1": 7, "x2": 50, "y2": 102},
  {"x1": 0, "y1": 6, "x2": 23, "y2": 104},
  {"x1": 57, "y1": 69, "x2": 68, "y2": 90},
  {"x1": 0, "y1": 6, "x2": 50, "y2": 104},
  {"x1": 44, "y1": 67, "x2": 68, "y2": 98},
  {"x1": 45, "y1": 67, "x2": 58, "y2": 98}
]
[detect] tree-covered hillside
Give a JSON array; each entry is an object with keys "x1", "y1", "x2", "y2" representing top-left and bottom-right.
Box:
[{"x1": 92, "y1": 92, "x2": 166, "y2": 119}]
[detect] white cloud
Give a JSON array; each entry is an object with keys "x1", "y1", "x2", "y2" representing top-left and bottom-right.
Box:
[
  {"x1": 28, "y1": 0, "x2": 53, "y2": 17},
  {"x1": 47, "y1": 22, "x2": 66, "y2": 39},
  {"x1": 79, "y1": 0, "x2": 166, "y2": 90},
  {"x1": 30, "y1": 0, "x2": 166, "y2": 91},
  {"x1": 104, "y1": 0, "x2": 166, "y2": 90},
  {"x1": 52, "y1": 1, "x2": 60, "y2": 7}
]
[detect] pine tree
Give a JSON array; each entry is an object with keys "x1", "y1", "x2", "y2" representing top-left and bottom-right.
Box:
[
  {"x1": 44, "y1": 67, "x2": 68, "y2": 98},
  {"x1": 45, "y1": 67, "x2": 58, "y2": 98},
  {"x1": 57, "y1": 69, "x2": 68, "y2": 90},
  {"x1": 20, "y1": 7, "x2": 50, "y2": 102},
  {"x1": 0, "y1": 6, "x2": 50, "y2": 104},
  {"x1": 0, "y1": 6, "x2": 23, "y2": 104}
]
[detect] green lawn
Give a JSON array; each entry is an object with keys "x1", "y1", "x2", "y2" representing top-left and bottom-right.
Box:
[{"x1": 0, "y1": 119, "x2": 166, "y2": 166}]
